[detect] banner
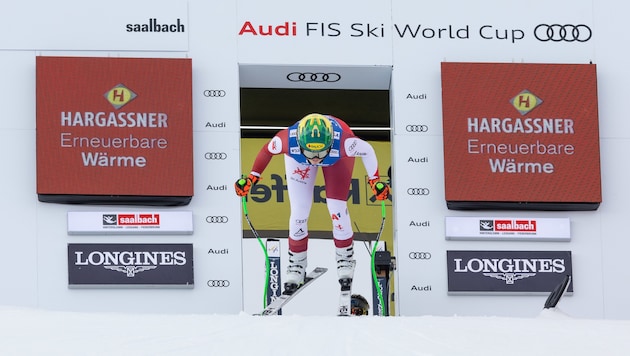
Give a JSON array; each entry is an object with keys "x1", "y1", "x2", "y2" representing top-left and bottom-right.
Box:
[
  {"x1": 240, "y1": 138, "x2": 392, "y2": 242},
  {"x1": 445, "y1": 216, "x2": 570, "y2": 241},
  {"x1": 68, "y1": 243, "x2": 194, "y2": 288},
  {"x1": 441, "y1": 62, "x2": 601, "y2": 210},
  {"x1": 266, "y1": 239, "x2": 282, "y2": 311},
  {"x1": 447, "y1": 250, "x2": 573, "y2": 294},
  {"x1": 67, "y1": 211, "x2": 193, "y2": 235},
  {"x1": 36, "y1": 56, "x2": 193, "y2": 205}
]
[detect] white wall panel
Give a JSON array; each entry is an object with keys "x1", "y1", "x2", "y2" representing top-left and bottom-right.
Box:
[
  {"x1": 0, "y1": 130, "x2": 38, "y2": 306},
  {"x1": 0, "y1": 1, "x2": 188, "y2": 51},
  {"x1": 1, "y1": 0, "x2": 628, "y2": 319}
]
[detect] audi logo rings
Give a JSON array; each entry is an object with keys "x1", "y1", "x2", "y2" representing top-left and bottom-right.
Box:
[
  {"x1": 204, "y1": 152, "x2": 227, "y2": 160},
  {"x1": 206, "y1": 216, "x2": 229, "y2": 223},
  {"x1": 286, "y1": 72, "x2": 341, "y2": 83},
  {"x1": 204, "y1": 90, "x2": 226, "y2": 97},
  {"x1": 409, "y1": 252, "x2": 432, "y2": 260},
  {"x1": 407, "y1": 188, "x2": 430, "y2": 195},
  {"x1": 207, "y1": 280, "x2": 230, "y2": 287},
  {"x1": 405, "y1": 125, "x2": 429, "y2": 132},
  {"x1": 534, "y1": 24, "x2": 592, "y2": 42}
]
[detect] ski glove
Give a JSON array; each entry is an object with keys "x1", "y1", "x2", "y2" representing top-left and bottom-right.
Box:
[
  {"x1": 234, "y1": 174, "x2": 261, "y2": 197},
  {"x1": 369, "y1": 178, "x2": 390, "y2": 201}
]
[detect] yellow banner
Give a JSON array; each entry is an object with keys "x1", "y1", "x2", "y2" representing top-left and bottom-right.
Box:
[{"x1": 240, "y1": 138, "x2": 392, "y2": 244}]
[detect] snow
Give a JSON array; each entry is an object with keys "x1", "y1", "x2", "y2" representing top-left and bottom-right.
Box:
[{"x1": 1, "y1": 306, "x2": 629, "y2": 355}]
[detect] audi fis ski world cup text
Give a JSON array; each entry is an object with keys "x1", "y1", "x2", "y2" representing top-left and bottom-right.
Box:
[{"x1": 238, "y1": 20, "x2": 591, "y2": 43}]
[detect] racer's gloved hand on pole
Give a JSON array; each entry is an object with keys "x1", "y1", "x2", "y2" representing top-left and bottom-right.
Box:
[
  {"x1": 234, "y1": 174, "x2": 261, "y2": 197},
  {"x1": 368, "y1": 178, "x2": 390, "y2": 201}
]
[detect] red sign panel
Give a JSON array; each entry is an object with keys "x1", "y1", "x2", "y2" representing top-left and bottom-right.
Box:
[
  {"x1": 493, "y1": 220, "x2": 536, "y2": 232},
  {"x1": 441, "y1": 62, "x2": 601, "y2": 210},
  {"x1": 117, "y1": 214, "x2": 160, "y2": 226},
  {"x1": 36, "y1": 56, "x2": 193, "y2": 205}
]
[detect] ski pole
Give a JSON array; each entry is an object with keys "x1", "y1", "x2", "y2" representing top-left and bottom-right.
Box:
[
  {"x1": 239, "y1": 178, "x2": 271, "y2": 309},
  {"x1": 370, "y1": 184, "x2": 387, "y2": 316}
]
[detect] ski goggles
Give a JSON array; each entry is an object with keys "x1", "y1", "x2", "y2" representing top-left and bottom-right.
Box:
[
  {"x1": 301, "y1": 148, "x2": 330, "y2": 159},
  {"x1": 351, "y1": 307, "x2": 368, "y2": 316}
]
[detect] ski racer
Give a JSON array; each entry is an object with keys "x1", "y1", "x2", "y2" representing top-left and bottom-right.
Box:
[{"x1": 235, "y1": 113, "x2": 390, "y2": 294}]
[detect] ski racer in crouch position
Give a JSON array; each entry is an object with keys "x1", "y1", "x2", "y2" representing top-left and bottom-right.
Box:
[{"x1": 235, "y1": 113, "x2": 390, "y2": 294}]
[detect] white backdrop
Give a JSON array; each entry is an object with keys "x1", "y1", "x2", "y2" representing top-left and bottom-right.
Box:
[{"x1": 0, "y1": 0, "x2": 628, "y2": 319}]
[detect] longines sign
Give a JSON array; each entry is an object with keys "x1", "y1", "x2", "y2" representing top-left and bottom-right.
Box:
[
  {"x1": 447, "y1": 250, "x2": 573, "y2": 294},
  {"x1": 68, "y1": 243, "x2": 194, "y2": 288}
]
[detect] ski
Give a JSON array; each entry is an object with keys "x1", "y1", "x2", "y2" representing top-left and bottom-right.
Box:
[
  {"x1": 337, "y1": 278, "x2": 352, "y2": 316},
  {"x1": 257, "y1": 267, "x2": 328, "y2": 316}
]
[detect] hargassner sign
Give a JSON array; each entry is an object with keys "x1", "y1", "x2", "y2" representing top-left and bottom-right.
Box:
[
  {"x1": 441, "y1": 62, "x2": 601, "y2": 211},
  {"x1": 447, "y1": 250, "x2": 573, "y2": 294},
  {"x1": 36, "y1": 56, "x2": 193, "y2": 205},
  {"x1": 68, "y1": 243, "x2": 194, "y2": 288}
]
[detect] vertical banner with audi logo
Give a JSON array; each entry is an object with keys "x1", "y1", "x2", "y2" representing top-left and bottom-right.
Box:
[
  {"x1": 36, "y1": 56, "x2": 193, "y2": 206},
  {"x1": 447, "y1": 250, "x2": 573, "y2": 294},
  {"x1": 441, "y1": 62, "x2": 601, "y2": 210},
  {"x1": 68, "y1": 243, "x2": 194, "y2": 288}
]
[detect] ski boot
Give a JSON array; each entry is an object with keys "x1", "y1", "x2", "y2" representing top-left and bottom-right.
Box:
[
  {"x1": 284, "y1": 250, "x2": 307, "y2": 295},
  {"x1": 336, "y1": 244, "x2": 355, "y2": 316}
]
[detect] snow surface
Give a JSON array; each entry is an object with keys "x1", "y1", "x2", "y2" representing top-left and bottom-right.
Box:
[{"x1": 1, "y1": 306, "x2": 629, "y2": 355}]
